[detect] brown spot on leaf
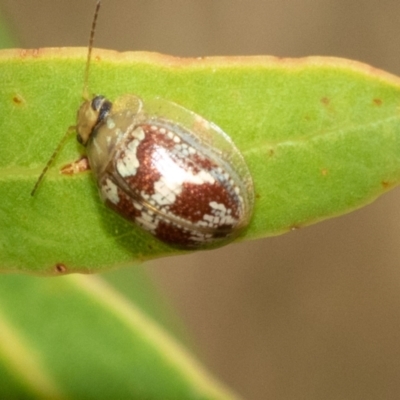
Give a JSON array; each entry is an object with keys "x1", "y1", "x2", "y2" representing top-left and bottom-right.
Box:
[
  {"x1": 321, "y1": 168, "x2": 328, "y2": 176},
  {"x1": 12, "y1": 95, "x2": 24, "y2": 105},
  {"x1": 373, "y1": 98, "x2": 383, "y2": 106},
  {"x1": 381, "y1": 180, "x2": 392, "y2": 189},
  {"x1": 55, "y1": 263, "x2": 67, "y2": 273},
  {"x1": 321, "y1": 97, "x2": 330, "y2": 105}
]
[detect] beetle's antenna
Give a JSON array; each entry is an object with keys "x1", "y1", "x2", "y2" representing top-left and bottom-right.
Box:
[
  {"x1": 30, "y1": 127, "x2": 76, "y2": 196},
  {"x1": 83, "y1": 0, "x2": 101, "y2": 100},
  {"x1": 31, "y1": 1, "x2": 101, "y2": 196}
]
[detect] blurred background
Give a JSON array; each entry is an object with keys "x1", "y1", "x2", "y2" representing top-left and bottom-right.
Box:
[{"x1": 2, "y1": 1, "x2": 400, "y2": 399}]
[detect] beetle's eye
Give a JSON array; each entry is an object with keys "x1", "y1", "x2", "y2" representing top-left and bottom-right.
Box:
[
  {"x1": 91, "y1": 95, "x2": 105, "y2": 111},
  {"x1": 91, "y1": 96, "x2": 112, "y2": 127}
]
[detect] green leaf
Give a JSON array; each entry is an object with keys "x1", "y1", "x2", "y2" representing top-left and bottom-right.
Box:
[
  {"x1": 2, "y1": 48, "x2": 400, "y2": 274},
  {"x1": 0, "y1": 272, "x2": 238, "y2": 400}
]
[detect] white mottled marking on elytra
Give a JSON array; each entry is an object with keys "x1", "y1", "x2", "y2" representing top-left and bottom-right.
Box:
[
  {"x1": 220, "y1": 215, "x2": 237, "y2": 225},
  {"x1": 210, "y1": 201, "x2": 227, "y2": 213},
  {"x1": 153, "y1": 147, "x2": 215, "y2": 186},
  {"x1": 116, "y1": 127, "x2": 145, "y2": 177},
  {"x1": 173, "y1": 136, "x2": 181, "y2": 143},
  {"x1": 188, "y1": 147, "x2": 196, "y2": 154},
  {"x1": 189, "y1": 166, "x2": 216, "y2": 185},
  {"x1": 159, "y1": 127, "x2": 166, "y2": 134},
  {"x1": 133, "y1": 126, "x2": 146, "y2": 141},
  {"x1": 204, "y1": 214, "x2": 214, "y2": 223},
  {"x1": 147, "y1": 146, "x2": 224, "y2": 208},
  {"x1": 167, "y1": 131, "x2": 174, "y2": 139},
  {"x1": 141, "y1": 212, "x2": 154, "y2": 223},
  {"x1": 234, "y1": 186, "x2": 240, "y2": 194},
  {"x1": 204, "y1": 201, "x2": 238, "y2": 227},
  {"x1": 102, "y1": 178, "x2": 119, "y2": 204},
  {"x1": 136, "y1": 213, "x2": 158, "y2": 232},
  {"x1": 191, "y1": 232, "x2": 213, "y2": 241},
  {"x1": 152, "y1": 180, "x2": 179, "y2": 205},
  {"x1": 150, "y1": 125, "x2": 157, "y2": 131}
]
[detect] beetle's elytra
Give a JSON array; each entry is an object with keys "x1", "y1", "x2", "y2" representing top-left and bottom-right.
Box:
[
  {"x1": 77, "y1": 94, "x2": 254, "y2": 248},
  {"x1": 32, "y1": 0, "x2": 254, "y2": 249}
]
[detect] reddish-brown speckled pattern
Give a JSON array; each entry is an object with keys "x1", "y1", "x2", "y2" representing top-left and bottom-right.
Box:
[{"x1": 88, "y1": 101, "x2": 253, "y2": 249}]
